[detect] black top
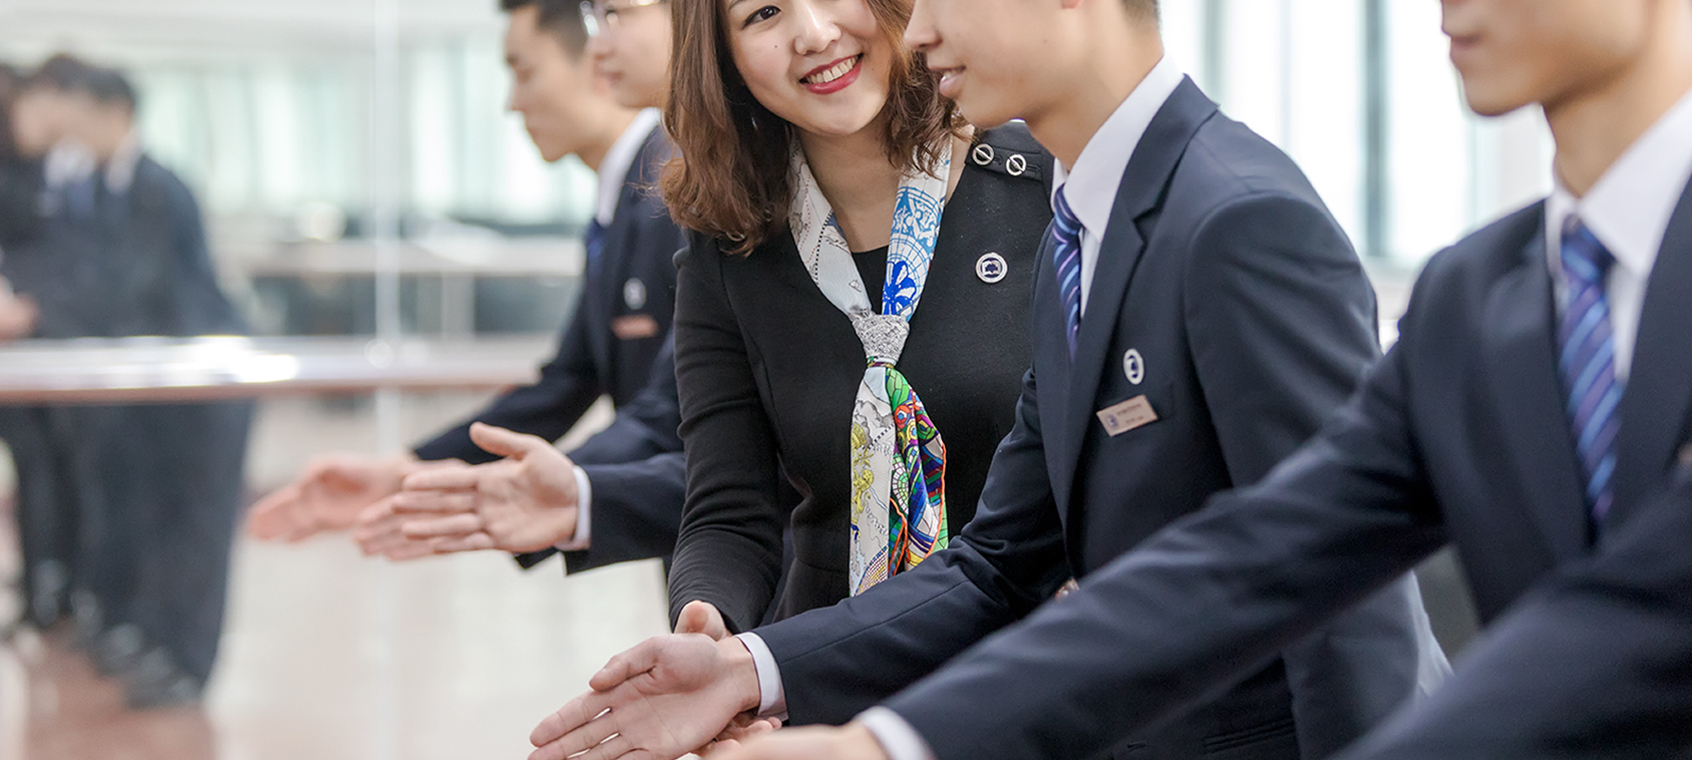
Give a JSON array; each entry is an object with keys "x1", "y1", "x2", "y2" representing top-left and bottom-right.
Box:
[{"x1": 668, "y1": 124, "x2": 1055, "y2": 631}]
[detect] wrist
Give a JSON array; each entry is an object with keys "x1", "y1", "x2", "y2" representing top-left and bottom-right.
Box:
[
  {"x1": 718, "y1": 636, "x2": 763, "y2": 714},
  {"x1": 843, "y1": 721, "x2": 894, "y2": 760}
]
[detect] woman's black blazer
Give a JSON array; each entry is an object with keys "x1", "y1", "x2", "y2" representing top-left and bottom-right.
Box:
[{"x1": 669, "y1": 124, "x2": 1055, "y2": 631}]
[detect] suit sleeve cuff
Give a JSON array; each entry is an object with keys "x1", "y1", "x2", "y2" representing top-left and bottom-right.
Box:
[
  {"x1": 857, "y1": 707, "x2": 938, "y2": 760},
  {"x1": 554, "y1": 465, "x2": 593, "y2": 551},
  {"x1": 733, "y1": 632, "x2": 787, "y2": 718}
]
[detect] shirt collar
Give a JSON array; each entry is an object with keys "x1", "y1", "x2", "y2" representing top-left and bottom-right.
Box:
[
  {"x1": 44, "y1": 140, "x2": 96, "y2": 189},
  {"x1": 1546, "y1": 85, "x2": 1692, "y2": 280},
  {"x1": 104, "y1": 131, "x2": 144, "y2": 195},
  {"x1": 1050, "y1": 55, "x2": 1184, "y2": 236},
  {"x1": 595, "y1": 108, "x2": 663, "y2": 226}
]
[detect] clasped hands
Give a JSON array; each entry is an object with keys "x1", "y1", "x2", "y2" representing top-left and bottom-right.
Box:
[
  {"x1": 528, "y1": 602, "x2": 884, "y2": 760},
  {"x1": 248, "y1": 422, "x2": 585, "y2": 560}
]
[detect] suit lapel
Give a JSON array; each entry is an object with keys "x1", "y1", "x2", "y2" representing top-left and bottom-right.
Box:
[
  {"x1": 1610, "y1": 179, "x2": 1692, "y2": 524},
  {"x1": 1480, "y1": 216, "x2": 1590, "y2": 556},
  {"x1": 1054, "y1": 79, "x2": 1217, "y2": 507}
]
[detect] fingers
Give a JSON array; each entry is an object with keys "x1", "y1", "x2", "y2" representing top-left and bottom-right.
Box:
[
  {"x1": 427, "y1": 534, "x2": 499, "y2": 554},
  {"x1": 469, "y1": 422, "x2": 552, "y2": 460},
  {"x1": 391, "y1": 489, "x2": 477, "y2": 514},
  {"x1": 401, "y1": 513, "x2": 483, "y2": 538},
  {"x1": 246, "y1": 484, "x2": 305, "y2": 540},
  {"x1": 530, "y1": 692, "x2": 612, "y2": 750},
  {"x1": 677, "y1": 600, "x2": 731, "y2": 640},
  {"x1": 352, "y1": 497, "x2": 422, "y2": 557},
  {"x1": 588, "y1": 637, "x2": 664, "y2": 692},
  {"x1": 400, "y1": 463, "x2": 481, "y2": 493}
]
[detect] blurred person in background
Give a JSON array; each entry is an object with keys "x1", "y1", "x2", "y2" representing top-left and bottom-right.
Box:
[
  {"x1": 1, "y1": 56, "x2": 253, "y2": 709},
  {"x1": 248, "y1": 0, "x2": 689, "y2": 576},
  {"x1": 586, "y1": 0, "x2": 672, "y2": 111},
  {"x1": 0, "y1": 56, "x2": 85, "y2": 640},
  {"x1": 1, "y1": 64, "x2": 42, "y2": 340}
]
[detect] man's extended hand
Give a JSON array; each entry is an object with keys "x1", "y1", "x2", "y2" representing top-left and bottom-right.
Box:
[
  {"x1": 528, "y1": 632, "x2": 764, "y2": 760},
  {"x1": 715, "y1": 723, "x2": 889, "y2": 760},
  {"x1": 390, "y1": 422, "x2": 581, "y2": 555},
  {"x1": 248, "y1": 453, "x2": 422, "y2": 542}
]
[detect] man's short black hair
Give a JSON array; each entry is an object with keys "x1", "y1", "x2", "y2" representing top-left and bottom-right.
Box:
[
  {"x1": 499, "y1": 0, "x2": 591, "y2": 58},
  {"x1": 1126, "y1": 0, "x2": 1159, "y2": 23},
  {"x1": 25, "y1": 53, "x2": 96, "y2": 93},
  {"x1": 85, "y1": 67, "x2": 139, "y2": 113}
]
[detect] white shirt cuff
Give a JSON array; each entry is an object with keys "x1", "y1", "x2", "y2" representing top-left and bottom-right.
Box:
[
  {"x1": 733, "y1": 632, "x2": 787, "y2": 718},
  {"x1": 554, "y1": 465, "x2": 593, "y2": 551},
  {"x1": 857, "y1": 707, "x2": 938, "y2": 760}
]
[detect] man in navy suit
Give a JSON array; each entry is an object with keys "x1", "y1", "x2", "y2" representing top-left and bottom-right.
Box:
[
  {"x1": 248, "y1": 0, "x2": 688, "y2": 559},
  {"x1": 678, "y1": 0, "x2": 1692, "y2": 758},
  {"x1": 1334, "y1": 464, "x2": 1692, "y2": 760},
  {"x1": 527, "y1": 1, "x2": 1446, "y2": 759}
]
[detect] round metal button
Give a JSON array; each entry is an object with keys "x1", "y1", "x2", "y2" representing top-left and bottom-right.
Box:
[
  {"x1": 1006, "y1": 154, "x2": 1028, "y2": 177},
  {"x1": 975, "y1": 252, "x2": 1008, "y2": 284},
  {"x1": 624, "y1": 278, "x2": 648, "y2": 309},
  {"x1": 971, "y1": 143, "x2": 996, "y2": 167},
  {"x1": 1123, "y1": 349, "x2": 1145, "y2": 385}
]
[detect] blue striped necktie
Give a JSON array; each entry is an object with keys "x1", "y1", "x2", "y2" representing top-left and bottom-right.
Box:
[
  {"x1": 1557, "y1": 217, "x2": 1623, "y2": 525},
  {"x1": 1051, "y1": 186, "x2": 1084, "y2": 358}
]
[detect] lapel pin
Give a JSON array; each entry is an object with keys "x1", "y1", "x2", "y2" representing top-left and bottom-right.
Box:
[
  {"x1": 976, "y1": 252, "x2": 1008, "y2": 284},
  {"x1": 623, "y1": 278, "x2": 648, "y2": 310},
  {"x1": 1123, "y1": 349, "x2": 1145, "y2": 385}
]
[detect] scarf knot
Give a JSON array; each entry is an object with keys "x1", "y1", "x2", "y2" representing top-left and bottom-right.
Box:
[{"x1": 791, "y1": 142, "x2": 955, "y2": 595}]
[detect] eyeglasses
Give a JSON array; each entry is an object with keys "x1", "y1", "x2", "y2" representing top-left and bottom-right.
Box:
[{"x1": 580, "y1": 0, "x2": 668, "y2": 37}]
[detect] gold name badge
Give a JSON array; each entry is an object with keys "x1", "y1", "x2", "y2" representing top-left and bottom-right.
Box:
[{"x1": 1096, "y1": 395, "x2": 1158, "y2": 437}]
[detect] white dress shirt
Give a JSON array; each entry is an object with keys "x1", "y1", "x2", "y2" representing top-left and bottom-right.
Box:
[
  {"x1": 104, "y1": 131, "x2": 145, "y2": 195},
  {"x1": 735, "y1": 58, "x2": 1187, "y2": 760},
  {"x1": 554, "y1": 108, "x2": 662, "y2": 553},
  {"x1": 1051, "y1": 55, "x2": 1184, "y2": 315},
  {"x1": 1543, "y1": 85, "x2": 1692, "y2": 383},
  {"x1": 594, "y1": 108, "x2": 663, "y2": 226}
]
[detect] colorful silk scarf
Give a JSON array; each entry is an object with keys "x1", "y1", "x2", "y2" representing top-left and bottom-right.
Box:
[{"x1": 790, "y1": 142, "x2": 953, "y2": 596}]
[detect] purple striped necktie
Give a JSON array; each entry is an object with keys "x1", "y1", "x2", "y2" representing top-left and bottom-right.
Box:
[
  {"x1": 1557, "y1": 217, "x2": 1623, "y2": 526},
  {"x1": 1052, "y1": 186, "x2": 1084, "y2": 358}
]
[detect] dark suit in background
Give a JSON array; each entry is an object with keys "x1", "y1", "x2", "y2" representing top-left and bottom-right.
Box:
[
  {"x1": 750, "y1": 80, "x2": 1434, "y2": 759},
  {"x1": 94, "y1": 155, "x2": 252, "y2": 693},
  {"x1": 1336, "y1": 465, "x2": 1692, "y2": 760},
  {"x1": 1, "y1": 149, "x2": 253, "y2": 698},
  {"x1": 413, "y1": 126, "x2": 684, "y2": 467},
  {"x1": 864, "y1": 180, "x2": 1692, "y2": 759}
]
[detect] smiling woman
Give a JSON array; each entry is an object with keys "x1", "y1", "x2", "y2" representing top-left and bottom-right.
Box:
[
  {"x1": 656, "y1": 0, "x2": 1057, "y2": 638},
  {"x1": 661, "y1": 0, "x2": 959, "y2": 253}
]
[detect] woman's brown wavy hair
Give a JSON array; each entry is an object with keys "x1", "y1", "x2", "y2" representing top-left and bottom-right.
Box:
[{"x1": 661, "y1": 0, "x2": 964, "y2": 254}]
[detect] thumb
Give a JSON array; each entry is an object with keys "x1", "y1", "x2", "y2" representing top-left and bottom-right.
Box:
[
  {"x1": 469, "y1": 422, "x2": 548, "y2": 460},
  {"x1": 677, "y1": 600, "x2": 730, "y2": 640},
  {"x1": 588, "y1": 636, "x2": 665, "y2": 692}
]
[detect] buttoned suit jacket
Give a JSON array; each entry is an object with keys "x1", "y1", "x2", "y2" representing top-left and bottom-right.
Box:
[
  {"x1": 753, "y1": 79, "x2": 1435, "y2": 760},
  {"x1": 413, "y1": 127, "x2": 685, "y2": 464},
  {"x1": 867, "y1": 161, "x2": 1692, "y2": 760}
]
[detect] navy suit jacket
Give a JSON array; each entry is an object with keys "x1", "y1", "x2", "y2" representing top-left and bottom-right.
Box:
[
  {"x1": 413, "y1": 126, "x2": 685, "y2": 464},
  {"x1": 867, "y1": 165, "x2": 1692, "y2": 758},
  {"x1": 754, "y1": 79, "x2": 1433, "y2": 760},
  {"x1": 2, "y1": 155, "x2": 241, "y2": 338},
  {"x1": 1337, "y1": 465, "x2": 1692, "y2": 760}
]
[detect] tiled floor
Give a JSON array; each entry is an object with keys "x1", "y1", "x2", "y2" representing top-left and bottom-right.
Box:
[{"x1": 0, "y1": 391, "x2": 671, "y2": 760}]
